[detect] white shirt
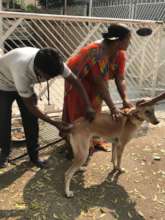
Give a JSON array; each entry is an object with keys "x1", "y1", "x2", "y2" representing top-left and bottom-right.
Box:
[{"x1": 0, "y1": 47, "x2": 72, "y2": 97}]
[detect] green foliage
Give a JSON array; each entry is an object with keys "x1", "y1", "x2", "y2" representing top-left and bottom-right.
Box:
[
  {"x1": 38, "y1": 0, "x2": 76, "y2": 8},
  {"x1": 25, "y1": 4, "x2": 36, "y2": 12}
]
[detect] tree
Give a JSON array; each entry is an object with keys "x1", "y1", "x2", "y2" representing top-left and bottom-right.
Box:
[{"x1": 38, "y1": 0, "x2": 77, "y2": 8}]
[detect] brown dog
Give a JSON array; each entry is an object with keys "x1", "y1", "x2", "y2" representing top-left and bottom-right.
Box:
[{"x1": 65, "y1": 101, "x2": 159, "y2": 197}]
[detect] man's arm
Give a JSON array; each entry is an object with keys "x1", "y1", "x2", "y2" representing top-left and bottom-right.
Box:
[
  {"x1": 140, "y1": 92, "x2": 165, "y2": 106},
  {"x1": 23, "y1": 96, "x2": 72, "y2": 132},
  {"x1": 151, "y1": 92, "x2": 165, "y2": 103}
]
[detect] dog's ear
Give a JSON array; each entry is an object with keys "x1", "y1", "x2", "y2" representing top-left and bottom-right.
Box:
[{"x1": 136, "y1": 99, "x2": 146, "y2": 107}]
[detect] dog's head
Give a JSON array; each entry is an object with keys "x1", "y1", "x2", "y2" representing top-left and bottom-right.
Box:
[{"x1": 134, "y1": 99, "x2": 159, "y2": 125}]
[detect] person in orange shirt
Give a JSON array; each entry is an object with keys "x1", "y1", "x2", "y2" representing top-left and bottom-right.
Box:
[{"x1": 62, "y1": 24, "x2": 133, "y2": 156}]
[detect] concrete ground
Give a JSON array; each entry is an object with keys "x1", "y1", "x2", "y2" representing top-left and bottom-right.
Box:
[{"x1": 0, "y1": 107, "x2": 165, "y2": 220}]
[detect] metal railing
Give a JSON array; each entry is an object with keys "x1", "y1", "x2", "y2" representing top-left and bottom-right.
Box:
[
  {"x1": 92, "y1": 0, "x2": 165, "y2": 20},
  {"x1": 0, "y1": 11, "x2": 164, "y2": 117}
]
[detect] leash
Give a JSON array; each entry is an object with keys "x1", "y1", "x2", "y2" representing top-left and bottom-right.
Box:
[{"x1": 9, "y1": 137, "x2": 65, "y2": 163}]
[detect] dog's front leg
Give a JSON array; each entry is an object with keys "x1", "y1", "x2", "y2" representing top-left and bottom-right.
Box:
[
  {"x1": 111, "y1": 138, "x2": 120, "y2": 171},
  {"x1": 111, "y1": 143, "x2": 117, "y2": 170},
  {"x1": 116, "y1": 144, "x2": 126, "y2": 173}
]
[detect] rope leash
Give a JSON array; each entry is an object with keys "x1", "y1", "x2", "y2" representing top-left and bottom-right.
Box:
[{"x1": 9, "y1": 137, "x2": 65, "y2": 163}]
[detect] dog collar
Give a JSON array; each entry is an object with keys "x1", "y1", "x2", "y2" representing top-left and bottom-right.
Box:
[{"x1": 133, "y1": 113, "x2": 144, "y2": 122}]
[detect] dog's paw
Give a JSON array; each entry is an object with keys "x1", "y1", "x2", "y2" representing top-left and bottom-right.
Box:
[
  {"x1": 116, "y1": 167, "x2": 126, "y2": 174},
  {"x1": 65, "y1": 191, "x2": 74, "y2": 198}
]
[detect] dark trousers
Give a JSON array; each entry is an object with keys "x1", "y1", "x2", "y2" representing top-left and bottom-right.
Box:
[{"x1": 0, "y1": 90, "x2": 39, "y2": 161}]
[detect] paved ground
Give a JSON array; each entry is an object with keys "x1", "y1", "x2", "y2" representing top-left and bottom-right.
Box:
[{"x1": 0, "y1": 108, "x2": 165, "y2": 220}]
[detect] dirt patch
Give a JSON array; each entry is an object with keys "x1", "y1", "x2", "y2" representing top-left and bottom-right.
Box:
[{"x1": 0, "y1": 124, "x2": 165, "y2": 220}]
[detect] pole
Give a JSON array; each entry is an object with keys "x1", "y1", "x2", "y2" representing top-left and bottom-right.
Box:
[
  {"x1": 0, "y1": 0, "x2": 3, "y2": 53},
  {"x1": 64, "y1": 0, "x2": 67, "y2": 15},
  {"x1": 12, "y1": 0, "x2": 15, "y2": 9},
  {"x1": 89, "y1": 0, "x2": 93, "y2": 17}
]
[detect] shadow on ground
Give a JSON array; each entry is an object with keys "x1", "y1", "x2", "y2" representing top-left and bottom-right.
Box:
[
  {"x1": 0, "y1": 123, "x2": 153, "y2": 220},
  {"x1": 1, "y1": 115, "x2": 165, "y2": 219},
  {"x1": 5, "y1": 147, "x2": 145, "y2": 220}
]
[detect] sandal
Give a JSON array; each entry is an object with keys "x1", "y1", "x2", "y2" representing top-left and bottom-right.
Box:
[{"x1": 93, "y1": 138, "x2": 112, "y2": 152}]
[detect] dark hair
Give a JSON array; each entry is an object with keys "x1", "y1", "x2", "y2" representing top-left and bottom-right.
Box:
[
  {"x1": 102, "y1": 24, "x2": 131, "y2": 41},
  {"x1": 34, "y1": 48, "x2": 64, "y2": 77}
]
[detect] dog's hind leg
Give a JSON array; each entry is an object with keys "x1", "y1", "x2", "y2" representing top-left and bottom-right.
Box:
[{"x1": 65, "y1": 135, "x2": 90, "y2": 198}]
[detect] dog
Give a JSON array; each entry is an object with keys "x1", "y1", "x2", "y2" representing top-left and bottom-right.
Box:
[{"x1": 65, "y1": 100, "x2": 159, "y2": 197}]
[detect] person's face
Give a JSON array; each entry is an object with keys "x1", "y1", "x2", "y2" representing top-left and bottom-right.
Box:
[
  {"x1": 105, "y1": 40, "x2": 119, "y2": 55},
  {"x1": 34, "y1": 67, "x2": 54, "y2": 81},
  {"x1": 40, "y1": 72, "x2": 53, "y2": 80},
  {"x1": 105, "y1": 33, "x2": 131, "y2": 56},
  {"x1": 119, "y1": 33, "x2": 131, "y2": 51}
]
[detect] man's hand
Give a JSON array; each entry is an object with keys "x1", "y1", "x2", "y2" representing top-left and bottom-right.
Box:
[
  {"x1": 85, "y1": 106, "x2": 96, "y2": 122},
  {"x1": 123, "y1": 99, "x2": 134, "y2": 109},
  {"x1": 53, "y1": 121, "x2": 74, "y2": 137},
  {"x1": 138, "y1": 99, "x2": 153, "y2": 107}
]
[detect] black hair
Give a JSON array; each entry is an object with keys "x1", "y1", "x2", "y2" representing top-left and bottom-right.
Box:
[
  {"x1": 102, "y1": 24, "x2": 131, "y2": 41},
  {"x1": 34, "y1": 48, "x2": 64, "y2": 77}
]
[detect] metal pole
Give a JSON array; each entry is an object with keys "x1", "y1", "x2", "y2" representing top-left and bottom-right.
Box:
[
  {"x1": 89, "y1": 0, "x2": 93, "y2": 17},
  {"x1": 0, "y1": 0, "x2": 3, "y2": 52},
  {"x1": 12, "y1": 0, "x2": 15, "y2": 9},
  {"x1": 64, "y1": 0, "x2": 67, "y2": 15}
]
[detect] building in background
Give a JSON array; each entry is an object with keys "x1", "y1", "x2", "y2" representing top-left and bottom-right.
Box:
[
  {"x1": 2, "y1": 0, "x2": 38, "y2": 11},
  {"x1": 1, "y1": 0, "x2": 165, "y2": 20}
]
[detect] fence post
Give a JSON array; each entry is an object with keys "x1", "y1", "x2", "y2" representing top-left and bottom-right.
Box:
[
  {"x1": 0, "y1": 0, "x2": 4, "y2": 52},
  {"x1": 151, "y1": 25, "x2": 162, "y2": 97},
  {"x1": 129, "y1": 0, "x2": 137, "y2": 19},
  {"x1": 89, "y1": 0, "x2": 93, "y2": 17},
  {"x1": 63, "y1": 0, "x2": 67, "y2": 15}
]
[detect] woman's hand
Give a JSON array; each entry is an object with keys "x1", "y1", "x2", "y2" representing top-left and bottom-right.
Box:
[
  {"x1": 110, "y1": 106, "x2": 121, "y2": 120},
  {"x1": 123, "y1": 99, "x2": 134, "y2": 108},
  {"x1": 85, "y1": 106, "x2": 96, "y2": 122}
]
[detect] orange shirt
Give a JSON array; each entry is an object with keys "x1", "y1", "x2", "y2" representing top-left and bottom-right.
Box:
[{"x1": 67, "y1": 41, "x2": 126, "y2": 81}]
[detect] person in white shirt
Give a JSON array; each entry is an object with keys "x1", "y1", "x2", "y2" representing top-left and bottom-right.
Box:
[{"x1": 0, "y1": 47, "x2": 95, "y2": 168}]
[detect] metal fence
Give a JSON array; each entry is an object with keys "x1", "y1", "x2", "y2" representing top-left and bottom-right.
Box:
[
  {"x1": 3, "y1": 0, "x2": 165, "y2": 20},
  {"x1": 92, "y1": 0, "x2": 165, "y2": 20},
  {"x1": 0, "y1": 11, "x2": 164, "y2": 117}
]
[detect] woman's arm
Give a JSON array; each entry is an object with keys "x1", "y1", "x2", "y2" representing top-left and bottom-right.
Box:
[
  {"x1": 93, "y1": 75, "x2": 115, "y2": 110},
  {"x1": 115, "y1": 75, "x2": 133, "y2": 108},
  {"x1": 93, "y1": 75, "x2": 120, "y2": 119},
  {"x1": 140, "y1": 92, "x2": 165, "y2": 106},
  {"x1": 114, "y1": 50, "x2": 133, "y2": 108}
]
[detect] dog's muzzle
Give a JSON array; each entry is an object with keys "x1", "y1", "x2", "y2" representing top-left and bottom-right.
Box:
[{"x1": 151, "y1": 119, "x2": 160, "y2": 125}]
